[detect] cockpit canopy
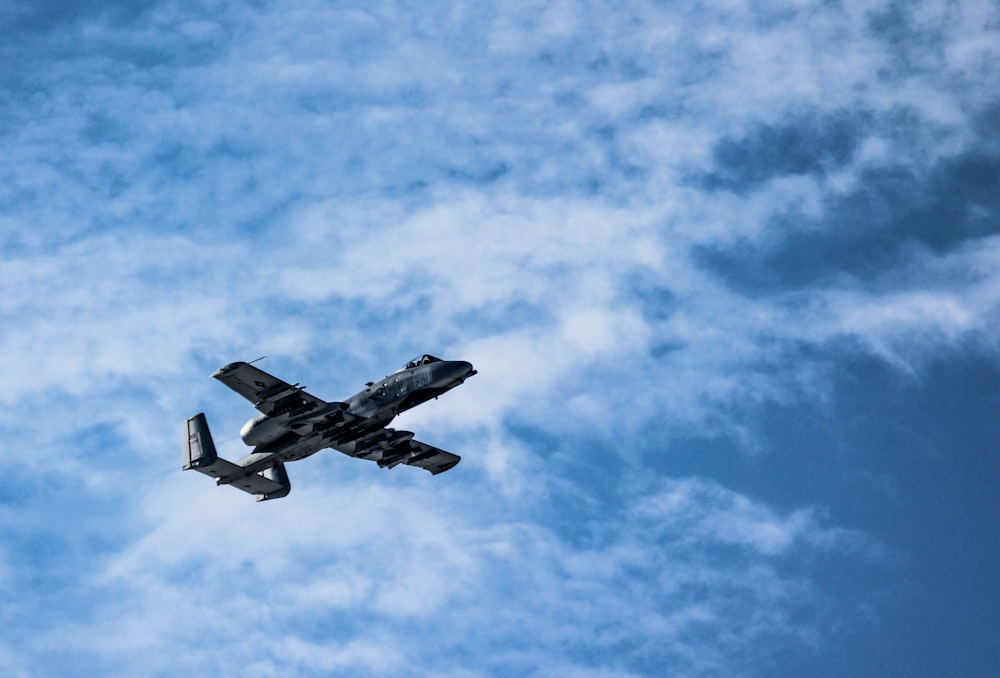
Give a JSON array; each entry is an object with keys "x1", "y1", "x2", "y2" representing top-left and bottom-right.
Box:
[{"x1": 403, "y1": 354, "x2": 443, "y2": 370}]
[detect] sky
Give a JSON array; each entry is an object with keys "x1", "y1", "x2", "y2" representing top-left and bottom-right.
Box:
[{"x1": 0, "y1": 0, "x2": 998, "y2": 676}]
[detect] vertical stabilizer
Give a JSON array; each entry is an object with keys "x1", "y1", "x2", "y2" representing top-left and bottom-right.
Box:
[{"x1": 183, "y1": 413, "x2": 218, "y2": 470}]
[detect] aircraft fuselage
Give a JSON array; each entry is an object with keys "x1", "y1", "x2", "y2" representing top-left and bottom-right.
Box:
[
  {"x1": 184, "y1": 354, "x2": 474, "y2": 501},
  {"x1": 238, "y1": 359, "x2": 476, "y2": 459}
]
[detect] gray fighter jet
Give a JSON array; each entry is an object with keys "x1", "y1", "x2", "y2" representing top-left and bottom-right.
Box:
[{"x1": 183, "y1": 355, "x2": 476, "y2": 501}]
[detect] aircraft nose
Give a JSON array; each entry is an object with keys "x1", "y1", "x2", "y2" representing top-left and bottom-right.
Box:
[
  {"x1": 455, "y1": 360, "x2": 476, "y2": 378},
  {"x1": 434, "y1": 360, "x2": 476, "y2": 387}
]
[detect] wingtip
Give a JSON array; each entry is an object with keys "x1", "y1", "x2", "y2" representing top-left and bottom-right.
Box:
[
  {"x1": 431, "y1": 458, "x2": 461, "y2": 475},
  {"x1": 212, "y1": 361, "x2": 246, "y2": 378}
]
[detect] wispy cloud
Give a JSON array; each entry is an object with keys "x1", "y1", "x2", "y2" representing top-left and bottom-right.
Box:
[
  {"x1": 1, "y1": 0, "x2": 997, "y2": 675},
  {"x1": 4, "y1": 474, "x2": 871, "y2": 676}
]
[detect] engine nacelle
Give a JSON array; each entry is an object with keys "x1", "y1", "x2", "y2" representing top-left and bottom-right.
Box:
[{"x1": 240, "y1": 413, "x2": 286, "y2": 447}]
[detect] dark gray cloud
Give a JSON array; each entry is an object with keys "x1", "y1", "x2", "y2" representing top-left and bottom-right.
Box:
[
  {"x1": 700, "y1": 109, "x2": 874, "y2": 193},
  {"x1": 695, "y1": 102, "x2": 1000, "y2": 293}
]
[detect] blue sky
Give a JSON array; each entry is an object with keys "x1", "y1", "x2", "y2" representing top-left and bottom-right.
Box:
[{"x1": 1, "y1": 1, "x2": 998, "y2": 676}]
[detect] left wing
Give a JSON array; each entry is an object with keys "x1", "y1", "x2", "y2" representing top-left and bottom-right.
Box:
[
  {"x1": 212, "y1": 361, "x2": 328, "y2": 417},
  {"x1": 212, "y1": 361, "x2": 363, "y2": 441}
]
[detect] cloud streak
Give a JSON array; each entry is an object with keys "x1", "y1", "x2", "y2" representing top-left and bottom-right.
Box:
[{"x1": 1, "y1": 0, "x2": 997, "y2": 676}]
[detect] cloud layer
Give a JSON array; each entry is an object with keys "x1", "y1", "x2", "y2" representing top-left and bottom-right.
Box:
[{"x1": 1, "y1": 0, "x2": 997, "y2": 676}]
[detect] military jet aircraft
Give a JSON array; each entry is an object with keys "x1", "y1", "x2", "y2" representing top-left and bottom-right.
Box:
[{"x1": 183, "y1": 355, "x2": 476, "y2": 501}]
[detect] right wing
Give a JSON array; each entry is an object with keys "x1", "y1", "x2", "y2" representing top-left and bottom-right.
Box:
[
  {"x1": 393, "y1": 439, "x2": 461, "y2": 475},
  {"x1": 339, "y1": 428, "x2": 461, "y2": 475}
]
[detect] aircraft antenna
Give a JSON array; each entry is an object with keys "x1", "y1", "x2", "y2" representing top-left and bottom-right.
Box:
[{"x1": 248, "y1": 355, "x2": 267, "y2": 365}]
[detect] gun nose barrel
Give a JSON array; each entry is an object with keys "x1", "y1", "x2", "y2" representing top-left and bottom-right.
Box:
[{"x1": 457, "y1": 360, "x2": 476, "y2": 378}]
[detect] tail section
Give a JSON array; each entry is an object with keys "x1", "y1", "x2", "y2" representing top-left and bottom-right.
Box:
[
  {"x1": 258, "y1": 462, "x2": 291, "y2": 501},
  {"x1": 183, "y1": 413, "x2": 219, "y2": 470},
  {"x1": 183, "y1": 413, "x2": 292, "y2": 501}
]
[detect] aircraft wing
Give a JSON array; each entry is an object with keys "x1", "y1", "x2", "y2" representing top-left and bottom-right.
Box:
[
  {"x1": 400, "y1": 439, "x2": 461, "y2": 475},
  {"x1": 347, "y1": 430, "x2": 460, "y2": 475},
  {"x1": 212, "y1": 361, "x2": 331, "y2": 418}
]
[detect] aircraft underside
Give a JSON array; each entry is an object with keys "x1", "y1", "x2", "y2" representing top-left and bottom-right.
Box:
[{"x1": 183, "y1": 356, "x2": 474, "y2": 501}]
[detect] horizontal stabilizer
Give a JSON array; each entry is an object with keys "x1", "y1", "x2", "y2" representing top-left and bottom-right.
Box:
[{"x1": 183, "y1": 414, "x2": 291, "y2": 500}]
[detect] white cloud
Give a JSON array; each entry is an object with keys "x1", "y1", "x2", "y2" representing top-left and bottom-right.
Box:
[
  {"x1": 1, "y1": 0, "x2": 997, "y2": 675},
  {"x1": 26, "y1": 472, "x2": 865, "y2": 677}
]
